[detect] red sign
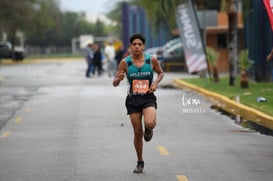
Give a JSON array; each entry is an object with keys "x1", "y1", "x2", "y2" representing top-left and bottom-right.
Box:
[{"x1": 263, "y1": 0, "x2": 273, "y2": 32}]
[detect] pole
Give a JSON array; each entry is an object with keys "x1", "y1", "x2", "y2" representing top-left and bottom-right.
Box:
[{"x1": 227, "y1": 0, "x2": 238, "y2": 86}]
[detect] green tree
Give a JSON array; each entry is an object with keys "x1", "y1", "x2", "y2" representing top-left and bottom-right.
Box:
[
  {"x1": 136, "y1": 0, "x2": 184, "y2": 31},
  {"x1": 0, "y1": 0, "x2": 117, "y2": 55},
  {"x1": 0, "y1": 0, "x2": 62, "y2": 50},
  {"x1": 105, "y1": 1, "x2": 125, "y2": 38},
  {"x1": 227, "y1": 0, "x2": 238, "y2": 86},
  {"x1": 206, "y1": 47, "x2": 220, "y2": 82},
  {"x1": 238, "y1": 49, "x2": 253, "y2": 89},
  {"x1": 25, "y1": 0, "x2": 62, "y2": 46},
  {"x1": 94, "y1": 20, "x2": 106, "y2": 37},
  {"x1": 0, "y1": 0, "x2": 35, "y2": 46}
]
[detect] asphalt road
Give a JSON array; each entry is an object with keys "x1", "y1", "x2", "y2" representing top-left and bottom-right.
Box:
[{"x1": 0, "y1": 60, "x2": 272, "y2": 181}]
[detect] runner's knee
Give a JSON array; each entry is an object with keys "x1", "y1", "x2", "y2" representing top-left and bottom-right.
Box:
[
  {"x1": 145, "y1": 120, "x2": 156, "y2": 129},
  {"x1": 134, "y1": 128, "x2": 143, "y2": 139}
]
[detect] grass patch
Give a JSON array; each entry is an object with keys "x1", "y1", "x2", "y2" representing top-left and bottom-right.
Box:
[{"x1": 182, "y1": 76, "x2": 273, "y2": 116}]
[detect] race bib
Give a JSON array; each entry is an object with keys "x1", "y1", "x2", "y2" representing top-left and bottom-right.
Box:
[{"x1": 132, "y1": 80, "x2": 149, "y2": 94}]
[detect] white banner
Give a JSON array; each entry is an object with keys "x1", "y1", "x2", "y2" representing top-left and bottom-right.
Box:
[{"x1": 176, "y1": 0, "x2": 207, "y2": 73}]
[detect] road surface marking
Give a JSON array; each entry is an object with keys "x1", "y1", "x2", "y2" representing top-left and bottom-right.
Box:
[
  {"x1": 0, "y1": 131, "x2": 10, "y2": 138},
  {"x1": 176, "y1": 175, "x2": 189, "y2": 181},
  {"x1": 15, "y1": 117, "x2": 22, "y2": 123},
  {"x1": 157, "y1": 146, "x2": 170, "y2": 155}
]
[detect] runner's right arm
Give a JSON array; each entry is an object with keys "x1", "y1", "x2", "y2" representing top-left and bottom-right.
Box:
[{"x1": 113, "y1": 59, "x2": 127, "y2": 87}]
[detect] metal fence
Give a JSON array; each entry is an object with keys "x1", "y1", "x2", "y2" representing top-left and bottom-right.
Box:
[{"x1": 25, "y1": 46, "x2": 80, "y2": 57}]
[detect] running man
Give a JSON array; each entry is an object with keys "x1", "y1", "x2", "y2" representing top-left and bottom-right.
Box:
[{"x1": 112, "y1": 33, "x2": 164, "y2": 173}]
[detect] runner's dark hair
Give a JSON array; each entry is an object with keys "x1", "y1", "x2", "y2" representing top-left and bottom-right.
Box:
[{"x1": 129, "y1": 33, "x2": 145, "y2": 44}]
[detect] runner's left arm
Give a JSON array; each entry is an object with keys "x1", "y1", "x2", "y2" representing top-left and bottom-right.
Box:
[{"x1": 149, "y1": 56, "x2": 164, "y2": 93}]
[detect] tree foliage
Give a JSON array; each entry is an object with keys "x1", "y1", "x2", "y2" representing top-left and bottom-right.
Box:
[
  {"x1": 206, "y1": 47, "x2": 219, "y2": 66},
  {"x1": 0, "y1": 0, "x2": 252, "y2": 50},
  {"x1": 0, "y1": 0, "x2": 112, "y2": 49},
  {"x1": 136, "y1": 0, "x2": 185, "y2": 30},
  {"x1": 238, "y1": 49, "x2": 253, "y2": 71},
  {"x1": 0, "y1": 0, "x2": 36, "y2": 42},
  {"x1": 105, "y1": 1, "x2": 127, "y2": 38}
]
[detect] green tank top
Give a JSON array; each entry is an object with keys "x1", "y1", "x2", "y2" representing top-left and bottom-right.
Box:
[{"x1": 125, "y1": 53, "x2": 153, "y2": 95}]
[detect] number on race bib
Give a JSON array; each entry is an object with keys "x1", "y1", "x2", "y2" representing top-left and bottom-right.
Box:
[{"x1": 132, "y1": 80, "x2": 149, "y2": 94}]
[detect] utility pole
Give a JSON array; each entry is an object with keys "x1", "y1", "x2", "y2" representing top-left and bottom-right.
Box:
[{"x1": 227, "y1": 0, "x2": 238, "y2": 86}]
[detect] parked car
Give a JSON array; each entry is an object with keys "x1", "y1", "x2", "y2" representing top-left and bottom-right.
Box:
[
  {"x1": 0, "y1": 41, "x2": 25, "y2": 61},
  {"x1": 160, "y1": 38, "x2": 186, "y2": 71},
  {"x1": 162, "y1": 38, "x2": 181, "y2": 52},
  {"x1": 145, "y1": 46, "x2": 163, "y2": 61}
]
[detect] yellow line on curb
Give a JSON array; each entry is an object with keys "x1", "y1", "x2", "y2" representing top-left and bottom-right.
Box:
[
  {"x1": 15, "y1": 117, "x2": 22, "y2": 123},
  {"x1": 176, "y1": 175, "x2": 189, "y2": 181},
  {"x1": 157, "y1": 146, "x2": 170, "y2": 155},
  {"x1": 0, "y1": 131, "x2": 10, "y2": 138}
]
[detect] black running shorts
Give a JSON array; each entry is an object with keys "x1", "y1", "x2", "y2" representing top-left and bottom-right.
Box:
[{"x1": 125, "y1": 93, "x2": 157, "y2": 115}]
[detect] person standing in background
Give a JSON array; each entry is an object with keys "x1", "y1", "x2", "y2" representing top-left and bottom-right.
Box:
[
  {"x1": 104, "y1": 41, "x2": 116, "y2": 77},
  {"x1": 122, "y1": 46, "x2": 131, "y2": 58},
  {"x1": 115, "y1": 45, "x2": 125, "y2": 68},
  {"x1": 92, "y1": 43, "x2": 103, "y2": 76},
  {"x1": 85, "y1": 42, "x2": 94, "y2": 78}
]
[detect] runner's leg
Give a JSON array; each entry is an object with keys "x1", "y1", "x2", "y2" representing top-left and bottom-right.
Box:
[
  {"x1": 130, "y1": 112, "x2": 143, "y2": 161},
  {"x1": 143, "y1": 107, "x2": 156, "y2": 129},
  {"x1": 143, "y1": 107, "x2": 156, "y2": 141}
]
